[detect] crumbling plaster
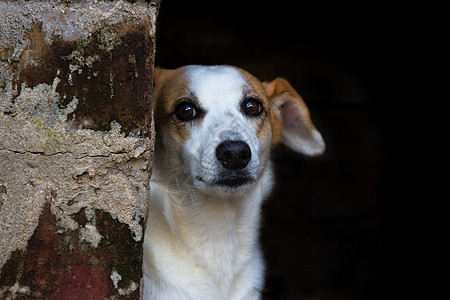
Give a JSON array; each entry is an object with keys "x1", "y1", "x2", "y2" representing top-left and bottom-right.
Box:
[{"x1": 0, "y1": 0, "x2": 157, "y2": 275}]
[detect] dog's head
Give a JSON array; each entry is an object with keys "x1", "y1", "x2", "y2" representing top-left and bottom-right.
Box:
[{"x1": 152, "y1": 65, "x2": 324, "y2": 197}]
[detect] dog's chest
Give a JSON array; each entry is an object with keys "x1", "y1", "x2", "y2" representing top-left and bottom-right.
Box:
[{"x1": 145, "y1": 181, "x2": 265, "y2": 298}]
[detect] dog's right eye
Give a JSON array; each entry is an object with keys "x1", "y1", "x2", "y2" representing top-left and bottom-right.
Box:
[{"x1": 175, "y1": 102, "x2": 197, "y2": 121}]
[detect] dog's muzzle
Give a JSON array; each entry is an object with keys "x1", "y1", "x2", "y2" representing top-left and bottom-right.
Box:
[{"x1": 214, "y1": 140, "x2": 253, "y2": 188}]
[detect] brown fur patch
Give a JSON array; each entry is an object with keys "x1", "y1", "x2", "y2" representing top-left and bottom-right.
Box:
[
  {"x1": 232, "y1": 67, "x2": 276, "y2": 148},
  {"x1": 153, "y1": 67, "x2": 193, "y2": 144},
  {"x1": 263, "y1": 78, "x2": 315, "y2": 131}
]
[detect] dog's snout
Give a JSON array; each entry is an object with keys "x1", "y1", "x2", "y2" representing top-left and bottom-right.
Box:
[{"x1": 216, "y1": 140, "x2": 251, "y2": 170}]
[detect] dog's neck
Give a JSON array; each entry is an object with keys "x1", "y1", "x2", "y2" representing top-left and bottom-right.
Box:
[{"x1": 148, "y1": 166, "x2": 273, "y2": 279}]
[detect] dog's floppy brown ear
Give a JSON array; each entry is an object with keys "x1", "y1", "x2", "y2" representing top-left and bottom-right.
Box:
[{"x1": 264, "y1": 78, "x2": 325, "y2": 156}]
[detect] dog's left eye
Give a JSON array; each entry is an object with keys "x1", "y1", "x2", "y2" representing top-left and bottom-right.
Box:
[
  {"x1": 243, "y1": 98, "x2": 263, "y2": 116},
  {"x1": 175, "y1": 102, "x2": 197, "y2": 121}
]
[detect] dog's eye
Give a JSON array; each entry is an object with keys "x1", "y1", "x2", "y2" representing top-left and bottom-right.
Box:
[
  {"x1": 175, "y1": 102, "x2": 197, "y2": 121},
  {"x1": 243, "y1": 98, "x2": 263, "y2": 116}
]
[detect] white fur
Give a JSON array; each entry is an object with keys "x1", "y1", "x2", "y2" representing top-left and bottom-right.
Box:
[
  {"x1": 143, "y1": 169, "x2": 272, "y2": 299},
  {"x1": 143, "y1": 65, "x2": 324, "y2": 299},
  {"x1": 182, "y1": 66, "x2": 265, "y2": 195},
  {"x1": 143, "y1": 66, "x2": 272, "y2": 299}
]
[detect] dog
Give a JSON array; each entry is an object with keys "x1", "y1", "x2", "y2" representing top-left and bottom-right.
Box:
[{"x1": 143, "y1": 65, "x2": 325, "y2": 299}]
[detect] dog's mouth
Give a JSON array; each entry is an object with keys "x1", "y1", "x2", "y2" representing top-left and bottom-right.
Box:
[
  {"x1": 196, "y1": 172, "x2": 254, "y2": 189},
  {"x1": 214, "y1": 174, "x2": 253, "y2": 188}
]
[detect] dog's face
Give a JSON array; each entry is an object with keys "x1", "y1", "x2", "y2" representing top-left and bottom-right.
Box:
[{"x1": 152, "y1": 65, "x2": 325, "y2": 197}]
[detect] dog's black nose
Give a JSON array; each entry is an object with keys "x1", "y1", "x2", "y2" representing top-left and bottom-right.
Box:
[{"x1": 216, "y1": 140, "x2": 251, "y2": 170}]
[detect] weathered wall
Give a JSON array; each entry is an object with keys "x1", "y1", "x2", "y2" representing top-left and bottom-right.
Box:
[{"x1": 0, "y1": 0, "x2": 158, "y2": 298}]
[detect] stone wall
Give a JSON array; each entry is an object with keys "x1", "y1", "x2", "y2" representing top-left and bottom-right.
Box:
[{"x1": 0, "y1": 1, "x2": 159, "y2": 298}]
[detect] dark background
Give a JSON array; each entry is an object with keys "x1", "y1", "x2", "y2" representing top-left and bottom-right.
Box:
[{"x1": 154, "y1": 1, "x2": 403, "y2": 299}]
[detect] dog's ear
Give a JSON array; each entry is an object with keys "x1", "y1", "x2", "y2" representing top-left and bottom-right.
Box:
[
  {"x1": 263, "y1": 78, "x2": 325, "y2": 156},
  {"x1": 153, "y1": 67, "x2": 167, "y2": 88}
]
